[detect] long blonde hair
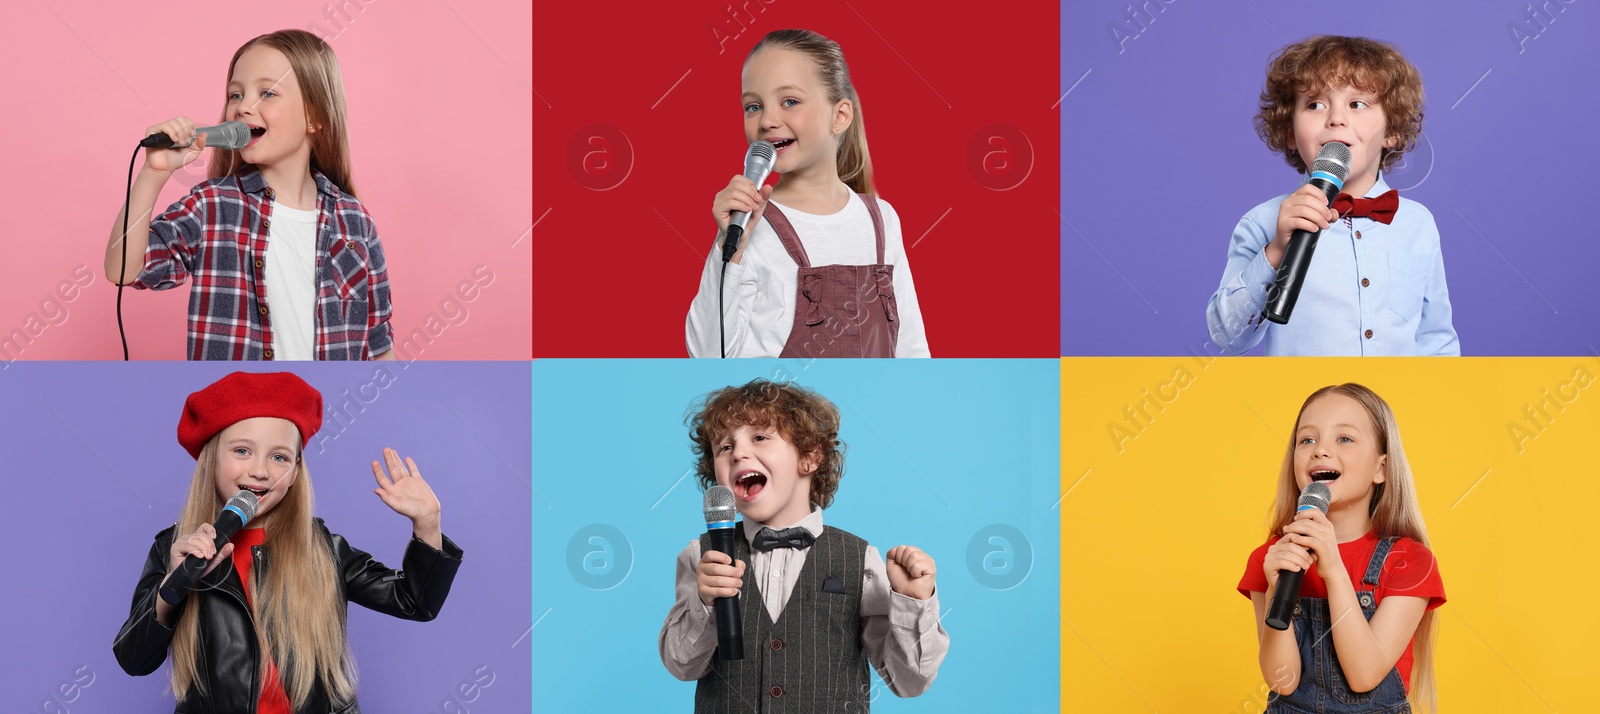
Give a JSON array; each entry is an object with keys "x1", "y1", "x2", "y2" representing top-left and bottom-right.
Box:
[
  {"x1": 168, "y1": 438, "x2": 356, "y2": 708},
  {"x1": 208, "y1": 29, "x2": 358, "y2": 198},
  {"x1": 1267, "y1": 383, "x2": 1437, "y2": 713},
  {"x1": 747, "y1": 30, "x2": 875, "y2": 196}
]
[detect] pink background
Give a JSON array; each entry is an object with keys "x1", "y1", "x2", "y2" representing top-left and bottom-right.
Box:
[{"x1": 0, "y1": 0, "x2": 531, "y2": 361}]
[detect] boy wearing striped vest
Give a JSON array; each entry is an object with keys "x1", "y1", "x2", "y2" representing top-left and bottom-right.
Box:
[{"x1": 659, "y1": 379, "x2": 949, "y2": 712}]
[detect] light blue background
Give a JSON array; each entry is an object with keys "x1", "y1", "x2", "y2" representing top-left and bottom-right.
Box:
[{"x1": 531, "y1": 359, "x2": 1061, "y2": 712}]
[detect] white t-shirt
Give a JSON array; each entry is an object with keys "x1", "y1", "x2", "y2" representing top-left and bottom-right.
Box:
[
  {"x1": 685, "y1": 192, "x2": 930, "y2": 358},
  {"x1": 263, "y1": 204, "x2": 319, "y2": 360}
]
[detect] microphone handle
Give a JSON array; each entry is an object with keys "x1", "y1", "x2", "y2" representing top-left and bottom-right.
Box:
[
  {"x1": 1263, "y1": 176, "x2": 1342, "y2": 325},
  {"x1": 706, "y1": 526, "x2": 744, "y2": 660},
  {"x1": 157, "y1": 510, "x2": 246, "y2": 606},
  {"x1": 1264, "y1": 567, "x2": 1306, "y2": 631},
  {"x1": 139, "y1": 132, "x2": 182, "y2": 149},
  {"x1": 721, "y1": 224, "x2": 744, "y2": 263},
  {"x1": 159, "y1": 552, "x2": 212, "y2": 606}
]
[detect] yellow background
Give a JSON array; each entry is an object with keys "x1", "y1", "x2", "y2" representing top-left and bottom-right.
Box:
[{"x1": 1061, "y1": 357, "x2": 1599, "y2": 712}]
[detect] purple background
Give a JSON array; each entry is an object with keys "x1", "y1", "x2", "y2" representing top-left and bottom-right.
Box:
[
  {"x1": 1062, "y1": 0, "x2": 1599, "y2": 355},
  {"x1": 0, "y1": 362, "x2": 530, "y2": 713}
]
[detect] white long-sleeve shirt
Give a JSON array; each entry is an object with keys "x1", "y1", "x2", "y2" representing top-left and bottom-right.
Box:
[{"x1": 685, "y1": 193, "x2": 931, "y2": 357}]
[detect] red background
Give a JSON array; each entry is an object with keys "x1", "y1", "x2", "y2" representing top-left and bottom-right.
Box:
[{"x1": 533, "y1": 0, "x2": 1060, "y2": 357}]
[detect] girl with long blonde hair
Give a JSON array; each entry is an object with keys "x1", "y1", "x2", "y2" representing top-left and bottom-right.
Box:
[
  {"x1": 1238, "y1": 383, "x2": 1445, "y2": 713},
  {"x1": 113, "y1": 372, "x2": 463, "y2": 713}
]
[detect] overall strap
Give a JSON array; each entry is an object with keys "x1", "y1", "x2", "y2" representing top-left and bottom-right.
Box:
[
  {"x1": 757, "y1": 203, "x2": 811, "y2": 268},
  {"x1": 1362, "y1": 536, "x2": 1399, "y2": 588},
  {"x1": 761, "y1": 194, "x2": 886, "y2": 268},
  {"x1": 857, "y1": 193, "x2": 886, "y2": 264}
]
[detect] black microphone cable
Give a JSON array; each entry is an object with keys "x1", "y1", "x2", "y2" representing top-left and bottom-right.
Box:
[
  {"x1": 718, "y1": 225, "x2": 745, "y2": 359},
  {"x1": 116, "y1": 143, "x2": 142, "y2": 361}
]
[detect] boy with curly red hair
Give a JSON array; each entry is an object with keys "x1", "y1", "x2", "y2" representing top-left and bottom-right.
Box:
[
  {"x1": 658, "y1": 378, "x2": 949, "y2": 711},
  {"x1": 1206, "y1": 35, "x2": 1459, "y2": 356}
]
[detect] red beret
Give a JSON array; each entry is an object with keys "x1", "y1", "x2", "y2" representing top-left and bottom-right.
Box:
[{"x1": 178, "y1": 372, "x2": 323, "y2": 459}]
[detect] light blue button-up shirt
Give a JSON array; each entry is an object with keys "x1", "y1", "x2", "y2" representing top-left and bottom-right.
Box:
[{"x1": 1205, "y1": 176, "x2": 1460, "y2": 356}]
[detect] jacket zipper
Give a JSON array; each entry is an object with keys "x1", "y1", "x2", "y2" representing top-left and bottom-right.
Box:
[{"x1": 216, "y1": 546, "x2": 262, "y2": 714}]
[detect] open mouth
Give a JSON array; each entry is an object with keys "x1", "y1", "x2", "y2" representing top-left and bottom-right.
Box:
[
  {"x1": 1309, "y1": 468, "x2": 1341, "y2": 483},
  {"x1": 246, "y1": 126, "x2": 265, "y2": 146},
  {"x1": 239, "y1": 485, "x2": 269, "y2": 499},
  {"x1": 734, "y1": 471, "x2": 768, "y2": 501},
  {"x1": 768, "y1": 138, "x2": 795, "y2": 155}
]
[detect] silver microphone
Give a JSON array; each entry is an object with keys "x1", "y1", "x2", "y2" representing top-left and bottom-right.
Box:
[
  {"x1": 728, "y1": 141, "x2": 777, "y2": 234},
  {"x1": 141, "y1": 122, "x2": 252, "y2": 150}
]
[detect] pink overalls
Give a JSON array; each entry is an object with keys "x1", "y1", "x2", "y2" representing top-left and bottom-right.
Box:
[{"x1": 759, "y1": 195, "x2": 901, "y2": 358}]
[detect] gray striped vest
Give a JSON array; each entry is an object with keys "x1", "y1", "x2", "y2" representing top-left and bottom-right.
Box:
[{"x1": 695, "y1": 525, "x2": 871, "y2": 713}]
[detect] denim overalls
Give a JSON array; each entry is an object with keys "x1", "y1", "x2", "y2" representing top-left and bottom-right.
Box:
[{"x1": 1269, "y1": 536, "x2": 1412, "y2": 713}]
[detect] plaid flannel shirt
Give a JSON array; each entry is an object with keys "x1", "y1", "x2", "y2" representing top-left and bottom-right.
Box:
[{"x1": 134, "y1": 168, "x2": 393, "y2": 360}]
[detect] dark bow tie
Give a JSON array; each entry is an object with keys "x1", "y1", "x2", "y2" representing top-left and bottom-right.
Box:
[
  {"x1": 1331, "y1": 189, "x2": 1399, "y2": 224},
  {"x1": 753, "y1": 526, "x2": 816, "y2": 552}
]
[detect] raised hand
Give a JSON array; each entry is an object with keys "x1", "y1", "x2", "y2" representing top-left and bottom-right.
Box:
[
  {"x1": 886, "y1": 545, "x2": 937, "y2": 600},
  {"x1": 372, "y1": 447, "x2": 442, "y2": 532}
]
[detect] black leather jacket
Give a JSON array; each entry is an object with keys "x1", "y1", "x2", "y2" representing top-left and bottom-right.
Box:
[{"x1": 113, "y1": 518, "x2": 464, "y2": 714}]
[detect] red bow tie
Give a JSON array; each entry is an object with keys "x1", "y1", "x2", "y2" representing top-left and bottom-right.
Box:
[{"x1": 1331, "y1": 189, "x2": 1399, "y2": 224}]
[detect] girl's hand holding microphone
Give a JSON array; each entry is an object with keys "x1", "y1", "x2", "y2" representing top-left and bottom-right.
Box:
[
  {"x1": 142, "y1": 116, "x2": 208, "y2": 175},
  {"x1": 1262, "y1": 507, "x2": 1342, "y2": 592},
  {"x1": 154, "y1": 523, "x2": 233, "y2": 625},
  {"x1": 713, "y1": 175, "x2": 772, "y2": 265},
  {"x1": 106, "y1": 116, "x2": 207, "y2": 285}
]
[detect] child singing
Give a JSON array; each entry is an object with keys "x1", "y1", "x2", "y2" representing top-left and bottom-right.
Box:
[
  {"x1": 1239, "y1": 383, "x2": 1446, "y2": 712},
  {"x1": 1206, "y1": 36, "x2": 1459, "y2": 356},
  {"x1": 112, "y1": 371, "x2": 462, "y2": 712},
  {"x1": 685, "y1": 29, "x2": 931, "y2": 358},
  {"x1": 104, "y1": 29, "x2": 395, "y2": 360},
  {"x1": 659, "y1": 379, "x2": 948, "y2": 710}
]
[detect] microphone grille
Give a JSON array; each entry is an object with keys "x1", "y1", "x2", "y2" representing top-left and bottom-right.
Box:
[
  {"x1": 1311, "y1": 142, "x2": 1352, "y2": 183},
  {"x1": 703, "y1": 484, "x2": 736, "y2": 523},
  {"x1": 226, "y1": 490, "x2": 260, "y2": 521},
  {"x1": 1297, "y1": 481, "x2": 1332, "y2": 514},
  {"x1": 746, "y1": 140, "x2": 775, "y2": 163},
  {"x1": 207, "y1": 122, "x2": 253, "y2": 150}
]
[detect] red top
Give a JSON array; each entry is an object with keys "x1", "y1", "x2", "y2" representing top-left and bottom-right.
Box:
[
  {"x1": 1238, "y1": 528, "x2": 1446, "y2": 693},
  {"x1": 229, "y1": 527, "x2": 293, "y2": 714}
]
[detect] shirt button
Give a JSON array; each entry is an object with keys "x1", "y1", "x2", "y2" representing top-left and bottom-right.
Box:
[
  {"x1": 1365, "y1": 329, "x2": 1374, "y2": 339},
  {"x1": 771, "y1": 638, "x2": 783, "y2": 651},
  {"x1": 262, "y1": 218, "x2": 271, "y2": 229},
  {"x1": 259, "y1": 306, "x2": 268, "y2": 316},
  {"x1": 254, "y1": 259, "x2": 264, "y2": 270},
  {"x1": 770, "y1": 686, "x2": 784, "y2": 698},
  {"x1": 264, "y1": 187, "x2": 275, "y2": 198},
  {"x1": 263, "y1": 349, "x2": 273, "y2": 360},
  {"x1": 1355, "y1": 230, "x2": 1363, "y2": 239},
  {"x1": 1361, "y1": 278, "x2": 1370, "y2": 287}
]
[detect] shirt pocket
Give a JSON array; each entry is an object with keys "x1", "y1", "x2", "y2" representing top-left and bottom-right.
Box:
[
  {"x1": 1384, "y1": 252, "x2": 1431, "y2": 321},
  {"x1": 328, "y1": 238, "x2": 371, "y2": 304}
]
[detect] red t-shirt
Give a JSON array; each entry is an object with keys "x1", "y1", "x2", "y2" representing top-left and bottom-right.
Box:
[
  {"x1": 1237, "y1": 528, "x2": 1446, "y2": 693},
  {"x1": 229, "y1": 527, "x2": 293, "y2": 714}
]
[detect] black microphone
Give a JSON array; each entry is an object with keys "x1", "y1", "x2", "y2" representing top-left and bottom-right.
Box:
[
  {"x1": 720, "y1": 141, "x2": 777, "y2": 263},
  {"x1": 1265, "y1": 481, "x2": 1333, "y2": 631},
  {"x1": 1263, "y1": 142, "x2": 1351, "y2": 324},
  {"x1": 139, "y1": 122, "x2": 252, "y2": 151},
  {"x1": 703, "y1": 485, "x2": 743, "y2": 660},
  {"x1": 158, "y1": 490, "x2": 259, "y2": 606}
]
